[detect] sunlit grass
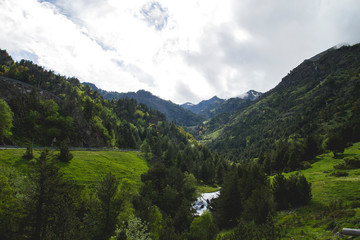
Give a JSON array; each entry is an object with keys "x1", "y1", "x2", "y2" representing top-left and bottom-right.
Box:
[
  {"x1": 278, "y1": 142, "x2": 360, "y2": 239},
  {"x1": 0, "y1": 149, "x2": 149, "y2": 188}
]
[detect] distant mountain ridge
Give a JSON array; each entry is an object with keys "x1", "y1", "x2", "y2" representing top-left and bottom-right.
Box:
[
  {"x1": 238, "y1": 90, "x2": 262, "y2": 101},
  {"x1": 82, "y1": 83, "x2": 205, "y2": 126},
  {"x1": 83, "y1": 83, "x2": 262, "y2": 125},
  {"x1": 182, "y1": 96, "x2": 225, "y2": 114},
  {"x1": 182, "y1": 90, "x2": 262, "y2": 119}
]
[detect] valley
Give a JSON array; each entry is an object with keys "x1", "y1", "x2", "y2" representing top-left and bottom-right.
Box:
[{"x1": 0, "y1": 43, "x2": 359, "y2": 239}]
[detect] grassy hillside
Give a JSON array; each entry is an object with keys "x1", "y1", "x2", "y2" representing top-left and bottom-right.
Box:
[
  {"x1": 0, "y1": 149, "x2": 149, "y2": 188},
  {"x1": 277, "y1": 142, "x2": 360, "y2": 239}
]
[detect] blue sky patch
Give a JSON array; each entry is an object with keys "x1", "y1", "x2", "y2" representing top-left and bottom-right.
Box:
[{"x1": 140, "y1": 2, "x2": 168, "y2": 31}]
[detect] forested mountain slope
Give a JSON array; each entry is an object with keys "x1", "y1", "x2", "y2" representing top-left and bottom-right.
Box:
[
  {"x1": 202, "y1": 44, "x2": 360, "y2": 163},
  {"x1": 83, "y1": 82, "x2": 205, "y2": 126},
  {"x1": 0, "y1": 49, "x2": 224, "y2": 184}
]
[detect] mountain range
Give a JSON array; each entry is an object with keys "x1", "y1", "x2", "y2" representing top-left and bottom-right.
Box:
[
  {"x1": 181, "y1": 90, "x2": 262, "y2": 119},
  {"x1": 83, "y1": 82, "x2": 262, "y2": 125},
  {"x1": 82, "y1": 83, "x2": 205, "y2": 126}
]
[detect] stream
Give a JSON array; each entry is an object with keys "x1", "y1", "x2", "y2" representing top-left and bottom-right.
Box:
[{"x1": 192, "y1": 190, "x2": 220, "y2": 215}]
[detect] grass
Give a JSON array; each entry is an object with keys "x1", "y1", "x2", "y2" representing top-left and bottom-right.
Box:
[
  {"x1": 197, "y1": 185, "x2": 220, "y2": 194},
  {"x1": 278, "y1": 142, "x2": 360, "y2": 239},
  {"x1": 0, "y1": 149, "x2": 149, "y2": 188},
  {"x1": 199, "y1": 128, "x2": 224, "y2": 144}
]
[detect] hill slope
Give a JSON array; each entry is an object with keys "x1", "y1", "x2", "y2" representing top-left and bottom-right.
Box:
[{"x1": 202, "y1": 44, "x2": 360, "y2": 161}]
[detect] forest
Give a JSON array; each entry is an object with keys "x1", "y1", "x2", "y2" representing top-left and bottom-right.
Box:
[{"x1": 0, "y1": 44, "x2": 359, "y2": 240}]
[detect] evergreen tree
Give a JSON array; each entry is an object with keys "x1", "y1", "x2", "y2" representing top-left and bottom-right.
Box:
[
  {"x1": 213, "y1": 167, "x2": 242, "y2": 228},
  {"x1": 58, "y1": 140, "x2": 73, "y2": 162},
  {"x1": 96, "y1": 172, "x2": 120, "y2": 240},
  {"x1": 326, "y1": 131, "x2": 347, "y2": 158},
  {"x1": 0, "y1": 99, "x2": 13, "y2": 143},
  {"x1": 27, "y1": 150, "x2": 85, "y2": 240}
]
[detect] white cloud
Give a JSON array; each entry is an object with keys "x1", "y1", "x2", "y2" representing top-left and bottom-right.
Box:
[{"x1": 1, "y1": 0, "x2": 360, "y2": 104}]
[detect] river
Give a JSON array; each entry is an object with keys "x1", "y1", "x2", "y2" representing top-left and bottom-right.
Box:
[{"x1": 192, "y1": 190, "x2": 220, "y2": 215}]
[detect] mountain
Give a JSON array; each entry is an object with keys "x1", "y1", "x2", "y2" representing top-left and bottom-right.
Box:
[
  {"x1": 238, "y1": 90, "x2": 262, "y2": 101},
  {"x1": 181, "y1": 96, "x2": 225, "y2": 114},
  {"x1": 182, "y1": 90, "x2": 262, "y2": 119},
  {"x1": 82, "y1": 83, "x2": 205, "y2": 126},
  {"x1": 201, "y1": 43, "x2": 360, "y2": 161}
]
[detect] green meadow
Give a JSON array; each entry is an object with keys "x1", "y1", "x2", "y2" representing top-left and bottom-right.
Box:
[
  {"x1": 0, "y1": 149, "x2": 149, "y2": 188},
  {"x1": 278, "y1": 142, "x2": 360, "y2": 239}
]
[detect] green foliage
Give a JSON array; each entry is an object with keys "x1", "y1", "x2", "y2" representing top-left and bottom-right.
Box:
[
  {"x1": 0, "y1": 148, "x2": 152, "y2": 239},
  {"x1": 0, "y1": 175, "x2": 22, "y2": 239},
  {"x1": 94, "y1": 172, "x2": 122, "y2": 240},
  {"x1": 58, "y1": 140, "x2": 73, "y2": 162},
  {"x1": 112, "y1": 215, "x2": 152, "y2": 240},
  {"x1": 334, "y1": 156, "x2": 360, "y2": 169},
  {"x1": 260, "y1": 136, "x2": 322, "y2": 173},
  {"x1": 23, "y1": 145, "x2": 34, "y2": 159},
  {"x1": 0, "y1": 99, "x2": 13, "y2": 142},
  {"x1": 188, "y1": 212, "x2": 217, "y2": 240},
  {"x1": 272, "y1": 172, "x2": 312, "y2": 210},
  {"x1": 144, "y1": 206, "x2": 162, "y2": 240},
  {"x1": 27, "y1": 150, "x2": 86, "y2": 240},
  {"x1": 135, "y1": 163, "x2": 198, "y2": 237},
  {"x1": 218, "y1": 218, "x2": 280, "y2": 240},
  {"x1": 330, "y1": 169, "x2": 348, "y2": 177},
  {"x1": 325, "y1": 131, "x2": 347, "y2": 158},
  {"x1": 213, "y1": 164, "x2": 274, "y2": 228}
]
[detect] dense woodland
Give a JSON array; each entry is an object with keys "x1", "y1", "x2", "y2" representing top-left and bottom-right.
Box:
[{"x1": 0, "y1": 44, "x2": 358, "y2": 239}]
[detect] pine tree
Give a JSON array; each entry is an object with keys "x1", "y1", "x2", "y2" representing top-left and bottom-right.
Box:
[
  {"x1": 96, "y1": 172, "x2": 121, "y2": 240},
  {"x1": 28, "y1": 150, "x2": 84, "y2": 240}
]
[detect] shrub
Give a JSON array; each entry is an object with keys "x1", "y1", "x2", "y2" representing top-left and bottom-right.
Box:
[
  {"x1": 58, "y1": 141, "x2": 73, "y2": 162},
  {"x1": 272, "y1": 172, "x2": 312, "y2": 210},
  {"x1": 22, "y1": 145, "x2": 34, "y2": 160},
  {"x1": 330, "y1": 170, "x2": 348, "y2": 177},
  {"x1": 300, "y1": 161, "x2": 312, "y2": 170},
  {"x1": 334, "y1": 156, "x2": 360, "y2": 170}
]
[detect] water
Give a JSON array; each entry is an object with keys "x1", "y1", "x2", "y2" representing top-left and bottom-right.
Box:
[{"x1": 192, "y1": 191, "x2": 220, "y2": 215}]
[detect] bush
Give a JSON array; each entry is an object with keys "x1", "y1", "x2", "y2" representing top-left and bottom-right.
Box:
[
  {"x1": 330, "y1": 170, "x2": 348, "y2": 177},
  {"x1": 327, "y1": 199, "x2": 343, "y2": 212},
  {"x1": 272, "y1": 172, "x2": 312, "y2": 210},
  {"x1": 334, "y1": 157, "x2": 360, "y2": 170},
  {"x1": 22, "y1": 145, "x2": 34, "y2": 160},
  {"x1": 58, "y1": 141, "x2": 73, "y2": 162},
  {"x1": 217, "y1": 218, "x2": 281, "y2": 240},
  {"x1": 300, "y1": 161, "x2": 312, "y2": 170},
  {"x1": 188, "y1": 212, "x2": 217, "y2": 240}
]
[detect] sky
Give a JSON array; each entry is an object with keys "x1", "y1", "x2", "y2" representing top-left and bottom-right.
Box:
[{"x1": 1, "y1": 0, "x2": 360, "y2": 104}]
